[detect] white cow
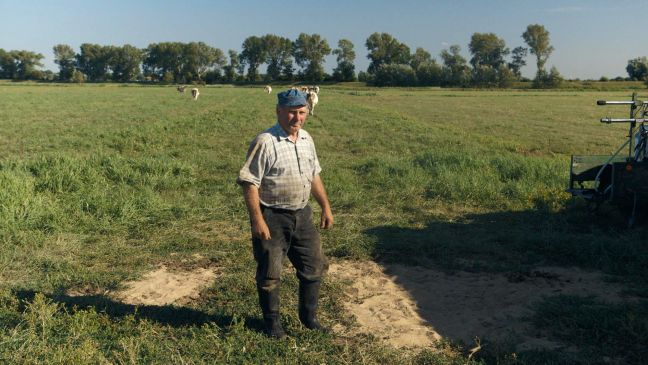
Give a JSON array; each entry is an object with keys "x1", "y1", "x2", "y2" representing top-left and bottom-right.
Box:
[
  {"x1": 306, "y1": 90, "x2": 318, "y2": 116},
  {"x1": 191, "y1": 88, "x2": 200, "y2": 100},
  {"x1": 264, "y1": 85, "x2": 272, "y2": 94}
]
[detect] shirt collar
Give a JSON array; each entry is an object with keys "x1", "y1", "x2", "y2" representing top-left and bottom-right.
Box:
[{"x1": 271, "y1": 123, "x2": 306, "y2": 142}]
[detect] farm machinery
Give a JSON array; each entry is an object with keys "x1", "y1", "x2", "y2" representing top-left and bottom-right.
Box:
[{"x1": 568, "y1": 93, "x2": 648, "y2": 226}]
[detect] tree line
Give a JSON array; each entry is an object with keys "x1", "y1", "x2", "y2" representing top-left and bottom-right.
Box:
[{"x1": 1, "y1": 25, "x2": 568, "y2": 88}]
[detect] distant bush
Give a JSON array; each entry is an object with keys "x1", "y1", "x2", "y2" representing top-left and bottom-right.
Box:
[
  {"x1": 162, "y1": 71, "x2": 174, "y2": 83},
  {"x1": 373, "y1": 64, "x2": 417, "y2": 87},
  {"x1": 71, "y1": 70, "x2": 86, "y2": 83},
  {"x1": 357, "y1": 71, "x2": 372, "y2": 83},
  {"x1": 415, "y1": 61, "x2": 443, "y2": 86},
  {"x1": 626, "y1": 56, "x2": 648, "y2": 81},
  {"x1": 471, "y1": 65, "x2": 516, "y2": 88},
  {"x1": 533, "y1": 67, "x2": 563, "y2": 88}
]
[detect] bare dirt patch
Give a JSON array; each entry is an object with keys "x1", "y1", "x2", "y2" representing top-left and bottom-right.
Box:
[
  {"x1": 108, "y1": 255, "x2": 219, "y2": 306},
  {"x1": 328, "y1": 260, "x2": 631, "y2": 351},
  {"x1": 113, "y1": 265, "x2": 218, "y2": 306}
]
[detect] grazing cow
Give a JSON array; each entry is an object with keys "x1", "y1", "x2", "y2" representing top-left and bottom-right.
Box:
[
  {"x1": 306, "y1": 90, "x2": 318, "y2": 116},
  {"x1": 264, "y1": 85, "x2": 272, "y2": 94},
  {"x1": 177, "y1": 85, "x2": 186, "y2": 93},
  {"x1": 191, "y1": 88, "x2": 200, "y2": 100}
]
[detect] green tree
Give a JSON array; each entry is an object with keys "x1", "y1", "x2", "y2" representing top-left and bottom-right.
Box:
[
  {"x1": 545, "y1": 66, "x2": 563, "y2": 88},
  {"x1": 143, "y1": 42, "x2": 184, "y2": 82},
  {"x1": 182, "y1": 42, "x2": 225, "y2": 82},
  {"x1": 468, "y1": 33, "x2": 513, "y2": 87},
  {"x1": 262, "y1": 35, "x2": 293, "y2": 81},
  {"x1": 365, "y1": 32, "x2": 411, "y2": 74},
  {"x1": 109, "y1": 45, "x2": 144, "y2": 82},
  {"x1": 410, "y1": 47, "x2": 432, "y2": 71},
  {"x1": 468, "y1": 32, "x2": 509, "y2": 68},
  {"x1": 522, "y1": 24, "x2": 554, "y2": 73},
  {"x1": 282, "y1": 56, "x2": 295, "y2": 81},
  {"x1": 222, "y1": 49, "x2": 240, "y2": 83},
  {"x1": 53, "y1": 44, "x2": 76, "y2": 82},
  {"x1": 12, "y1": 50, "x2": 45, "y2": 80},
  {"x1": 626, "y1": 57, "x2": 648, "y2": 80},
  {"x1": 332, "y1": 39, "x2": 356, "y2": 82},
  {"x1": 293, "y1": 33, "x2": 331, "y2": 82},
  {"x1": 440, "y1": 45, "x2": 470, "y2": 87},
  {"x1": 240, "y1": 36, "x2": 267, "y2": 82},
  {"x1": 0, "y1": 49, "x2": 17, "y2": 79},
  {"x1": 508, "y1": 46, "x2": 528, "y2": 79},
  {"x1": 76, "y1": 43, "x2": 113, "y2": 82}
]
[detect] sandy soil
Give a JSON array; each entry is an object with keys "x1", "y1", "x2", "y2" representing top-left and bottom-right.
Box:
[
  {"x1": 328, "y1": 260, "x2": 631, "y2": 351},
  {"x1": 112, "y1": 263, "x2": 218, "y2": 306},
  {"x1": 89, "y1": 255, "x2": 630, "y2": 354}
]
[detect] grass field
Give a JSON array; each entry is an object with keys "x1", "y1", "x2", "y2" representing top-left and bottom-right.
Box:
[{"x1": 0, "y1": 83, "x2": 647, "y2": 364}]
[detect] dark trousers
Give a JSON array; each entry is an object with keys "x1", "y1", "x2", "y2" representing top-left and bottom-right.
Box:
[{"x1": 252, "y1": 204, "x2": 327, "y2": 293}]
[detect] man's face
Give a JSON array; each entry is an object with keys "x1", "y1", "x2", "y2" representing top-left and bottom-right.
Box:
[{"x1": 276, "y1": 105, "x2": 308, "y2": 136}]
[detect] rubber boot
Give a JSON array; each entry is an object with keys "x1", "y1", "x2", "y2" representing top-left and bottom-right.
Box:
[
  {"x1": 258, "y1": 286, "x2": 287, "y2": 339},
  {"x1": 298, "y1": 280, "x2": 330, "y2": 333}
]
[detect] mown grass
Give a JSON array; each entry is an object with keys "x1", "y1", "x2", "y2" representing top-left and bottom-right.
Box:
[{"x1": 0, "y1": 83, "x2": 646, "y2": 364}]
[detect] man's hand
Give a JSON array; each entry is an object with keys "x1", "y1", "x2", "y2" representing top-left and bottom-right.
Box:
[
  {"x1": 320, "y1": 208, "x2": 334, "y2": 229},
  {"x1": 251, "y1": 218, "x2": 272, "y2": 240},
  {"x1": 241, "y1": 183, "x2": 271, "y2": 240},
  {"x1": 311, "y1": 175, "x2": 333, "y2": 229}
]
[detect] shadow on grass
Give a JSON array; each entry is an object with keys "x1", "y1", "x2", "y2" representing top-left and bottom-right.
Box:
[
  {"x1": 13, "y1": 289, "x2": 264, "y2": 332},
  {"x1": 366, "y1": 206, "x2": 647, "y2": 275},
  {"x1": 362, "y1": 207, "x2": 648, "y2": 361}
]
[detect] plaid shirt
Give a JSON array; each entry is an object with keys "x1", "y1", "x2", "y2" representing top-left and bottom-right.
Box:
[{"x1": 237, "y1": 123, "x2": 322, "y2": 210}]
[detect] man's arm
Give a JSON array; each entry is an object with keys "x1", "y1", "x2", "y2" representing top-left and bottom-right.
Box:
[
  {"x1": 310, "y1": 175, "x2": 333, "y2": 229},
  {"x1": 241, "y1": 182, "x2": 271, "y2": 240}
]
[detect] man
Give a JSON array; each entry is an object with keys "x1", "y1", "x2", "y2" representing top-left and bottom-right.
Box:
[{"x1": 237, "y1": 89, "x2": 334, "y2": 339}]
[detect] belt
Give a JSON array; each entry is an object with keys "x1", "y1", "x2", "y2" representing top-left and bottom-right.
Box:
[{"x1": 261, "y1": 205, "x2": 303, "y2": 215}]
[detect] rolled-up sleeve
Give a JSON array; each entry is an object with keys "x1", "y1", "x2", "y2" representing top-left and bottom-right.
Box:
[{"x1": 237, "y1": 136, "x2": 268, "y2": 187}]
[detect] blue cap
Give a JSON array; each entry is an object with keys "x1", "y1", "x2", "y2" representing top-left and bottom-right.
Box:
[{"x1": 277, "y1": 89, "x2": 307, "y2": 107}]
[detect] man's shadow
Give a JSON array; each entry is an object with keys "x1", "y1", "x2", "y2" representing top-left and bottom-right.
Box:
[{"x1": 12, "y1": 289, "x2": 264, "y2": 332}]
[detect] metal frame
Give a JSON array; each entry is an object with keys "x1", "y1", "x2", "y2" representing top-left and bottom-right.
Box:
[{"x1": 568, "y1": 93, "x2": 648, "y2": 225}]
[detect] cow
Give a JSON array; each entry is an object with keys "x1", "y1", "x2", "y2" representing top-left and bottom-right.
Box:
[
  {"x1": 177, "y1": 85, "x2": 186, "y2": 93},
  {"x1": 191, "y1": 88, "x2": 200, "y2": 100},
  {"x1": 264, "y1": 85, "x2": 272, "y2": 94}
]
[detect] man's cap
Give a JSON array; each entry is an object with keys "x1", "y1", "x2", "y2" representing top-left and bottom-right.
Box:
[{"x1": 277, "y1": 89, "x2": 307, "y2": 107}]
